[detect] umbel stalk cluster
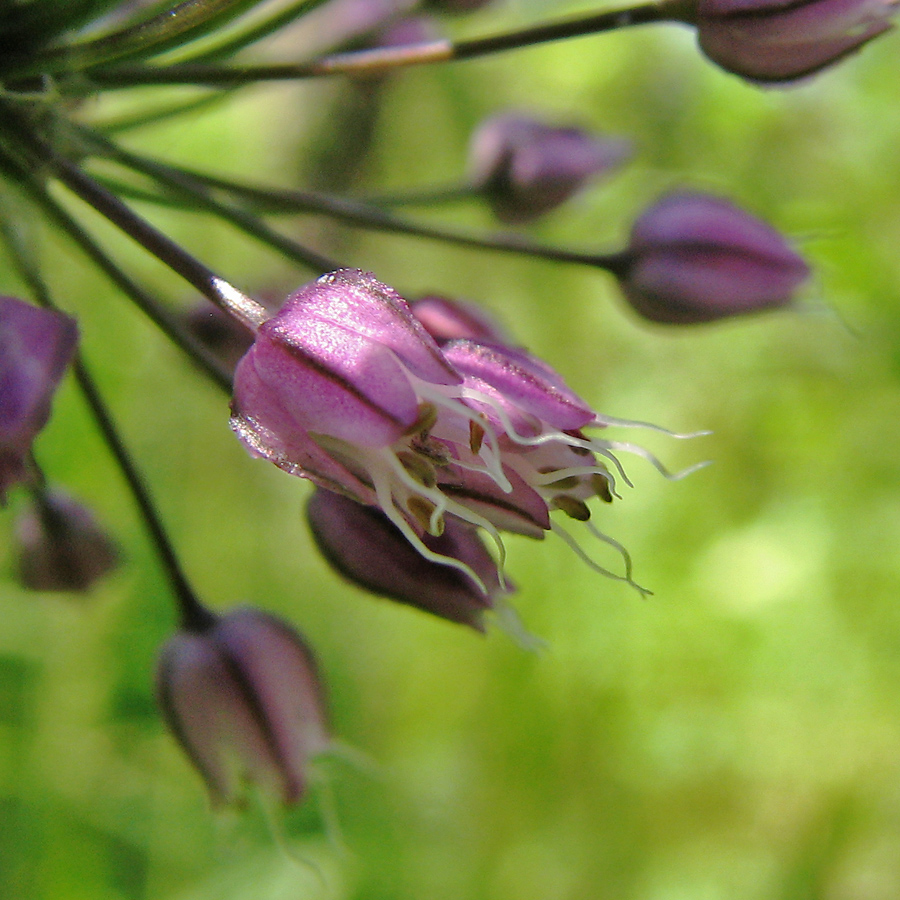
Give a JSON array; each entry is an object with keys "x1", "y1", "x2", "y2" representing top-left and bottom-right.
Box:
[{"x1": 0, "y1": 0, "x2": 894, "y2": 807}]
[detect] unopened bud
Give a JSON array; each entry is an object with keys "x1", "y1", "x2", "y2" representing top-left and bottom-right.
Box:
[
  {"x1": 306, "y1": 488, "x2": 511, "y2": 629},
  {"x1": 156, "y1": 608, "x2": 329, "y2": 806},
  {"x1": 15, "y1": 489, "x2": 119, "y2": 592},
  {"x1": 182, "y1": 301, "x2": 255, "y2": 373},
  {"x1": 469, "y1": 113, "x2": 632, "y2": 224},
  {"x1": 677, "y1": 0, "x2": 897, "y2": 83},
  {"x1": 411, "y1": 294, "x2": 510, "y2": 344},
  {"x1": 617, "y1": 192, "x2": 810, "y2": 324},
  {"x1": 0, "y1": 296, "x2": 78, "y2": 502}
]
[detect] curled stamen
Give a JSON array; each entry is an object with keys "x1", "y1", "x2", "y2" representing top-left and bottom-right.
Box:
[
  {"x1": 550, "y1": 521, "x2": 650, "y2": 598},
  {"x1": 371, "y1": 470, "x2": 488, "y2": 595},
  {"x1": 605, "y1": 441, "x2": 712, "y2": 481},
  {"x1": 593, "y1": 413, "x2": 712, "y2": 441}
]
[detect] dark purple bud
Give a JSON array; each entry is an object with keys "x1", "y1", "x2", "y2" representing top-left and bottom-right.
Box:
[
  {"x1": 0, "y1": 296, "x2": 78, "y2": 502},
  {"x1": 468, "y1": 114, "x2": 632, "y2": 224},
  {"x1": 618, "y1": 192, "x2": 811, "y2": 324},
  {"x1": 14, "y1": 489, "x2": 120, "y2": 592},
  {"x1": 157, "y1": 608, "x2": 329, "y2": 806},
  {"x1": 683, "y1": 0, "x2": 897, "y2": 83},
  {"x1": 411, "y1": 294, "x2": 510, "y2": 344},
  {"x1": 182, "y1": 301, "x2": 255, "y2": 374},
  {"x1": 306, "y1": 488, "x2": 511, "y2": 629}
]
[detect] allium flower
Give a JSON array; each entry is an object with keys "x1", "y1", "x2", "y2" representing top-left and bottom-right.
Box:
[
  {"x1": 15, "y1": 489, "x2": 120, "y2": 592},
  {"x1": 157, "y1": 608, "x2": 329, "y2": 806},
  {"x1": 617, "y1": 192, "x2": 810, "y2": 324},
  {"x1": 307, "y1": 487, "x2": 511, "y2": 628},
  {"x1": 233, "y1": 269, "x2": 672, "y2": 592},
  {"x1": 468, "y1": 114, "x2": 632, "y2": 224},
  {"x1": 0, "y1": 296, "x2": 78, "y2": 502},
  {"x1": 686, "y1": 0, "x2": 898, "y2": 83}
]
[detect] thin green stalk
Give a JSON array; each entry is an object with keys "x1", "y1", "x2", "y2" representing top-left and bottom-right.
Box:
[
  {"x1": 87, "y1": 146, "x2": 628, "y2": 273},
  {"x1": 79, "y1": 125, "x2": 341, "y2": 273},
  {"x1": 0, "y1": 218, "x2": 214, "y2": 633},
  {"x1": 0, "y1": 147, "x2": 233, "y2": 392},
  {"x1": 3, "y1": 111, "x2": 268, "y2": 329},
  {"x1": 0, "y1": 0, "x2": 269, "y2": 79},
  {"x1": 89, "y1": 1, "x2": 676, "y2": 87}
]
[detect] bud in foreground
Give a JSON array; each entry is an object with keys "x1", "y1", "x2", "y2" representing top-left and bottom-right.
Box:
[
  {"x1": 15, "y1": 489, "x2": 120, "y2": 592},
  {"x1": 682, "y1": 0, "x2": 897, "y2": 83},
  {"x1": 307, "y1": 487, "x2": 511, "y2": 629},
  {"x1": 157, "y1": 608, "x2": 329, "y2": 806},
  {"x1": 617, "y1": 192, "x2": 810, "y2": 324},
  {"x1": 468, "y1": 114, "x2": 632, "y2": 224},
  {"x1": 0, "y1": 296, "x2": 78, "y2": 502}
]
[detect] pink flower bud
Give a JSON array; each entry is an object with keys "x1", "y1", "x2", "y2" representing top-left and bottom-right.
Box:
[
  {"x1": 0, "y1": 296, "x2": 78, "y2": 502},
  {"x1": 468, "y1": 114, "x2": 632, "y2": 224},
  {"x1": 411, "y1": 294, "x2": 510, "y2": 344},
  {"x1": 307, "y1": 488, "x2": 511, "y2": 629},
  {"x1": 618, "y1": 192, "x2": 810, "y2": 324},
  {"x1": 156, "y1": 608, "x2": 329, "y2": 806},
  {"x1": 687, "y1": 0, "x2": 897, "y2": 83},
  {"x1": 15, "y1": 489, "x2": 120, "y2": 592}
]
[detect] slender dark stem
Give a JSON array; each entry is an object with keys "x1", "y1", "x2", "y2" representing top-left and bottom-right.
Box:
[
  {"x1": 359, "y1": 182, "x2": 480, "y2": 208},
  {"x1": 71, "y1": 356, "x2": 216, "y2": 632},
  {"x1": 87, "y1": 1, "x2": 677, "y2": 87},
  {"x1": 78, "y1": 125, "x2": 342, "y2": 273},
  {"x1": 96, "y1": 151, "x2": 629, "y2": 272},
  {"x1": 0, "y1": 148, "x2": 233, "y2": 393},
  {"x1": 0, "y1": 221, "x2": 214, "y2": 632},
  {"x1": 0, "y1": 0, "x2": 265, "y2": 79},
  {"x1": 2, "y1": 109, "x2": 267, "y2": 329}
]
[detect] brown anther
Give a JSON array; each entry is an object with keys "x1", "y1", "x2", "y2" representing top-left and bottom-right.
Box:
[
  {"x1": 570, "y1": 445, "x2": 592, "y2": 457},
  {"x1": 397, "y1": 450, "x2": 437, "y2": 488},
  {"x1": 410, "y1": 433, "x2": 451, "y2": 466},
  {"x1": 407, "y1": 496, "x2": 444, "y2": 536},
  {"x1": 591, "y1": 473, "x2": 613, "y2": 503},
  {"x1": 404, "y1": 402, "x2": 438, "y2": 436},
  {"x1": 469, "y1": 419, "x2": 485, "y2": 455},
  {"x1": 552, "y1": 495, "x2": 591, "y2": 521}
]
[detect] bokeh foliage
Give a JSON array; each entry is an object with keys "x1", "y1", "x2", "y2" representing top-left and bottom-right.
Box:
[{"x1": 1, "y1": 6, "x2": 900, "y2": 900}]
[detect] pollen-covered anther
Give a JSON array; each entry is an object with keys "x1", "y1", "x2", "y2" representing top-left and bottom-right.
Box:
[
  {"x1": 397, "y1": 450, "x2": 438, "y2": 488},
  {"x1": 405, "y1": 401, "x2": 439, "y2": 436},
  {"x1": 407, "y1": 495, "x2": 445, "y2": 536},
  {"x1": 592, "y1": 473, "x2": 614, "y2": 502},
  {"x1": 552, "y1": 496, "x2": 592, "y2": 521},
  {"x1": 469, "y1": 418, "x2": 486, "y2": 455}
]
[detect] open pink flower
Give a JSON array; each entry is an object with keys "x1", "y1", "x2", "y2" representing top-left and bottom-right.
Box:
[{"x1": 233, "y1": 269, "x2": 684, "y2": 593}]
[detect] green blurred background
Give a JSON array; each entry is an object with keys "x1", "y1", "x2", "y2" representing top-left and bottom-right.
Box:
[{"x1": 2, "y1": 5, "x2": 900, "y2": 899}]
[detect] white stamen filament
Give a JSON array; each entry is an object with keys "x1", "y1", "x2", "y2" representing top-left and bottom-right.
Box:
[
  {"x1": 550, "y1": 521, "x2": 650, "y2": 597},
  {"x1": 370, "y1": 468, "x2": 488, "y2": 594}
]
